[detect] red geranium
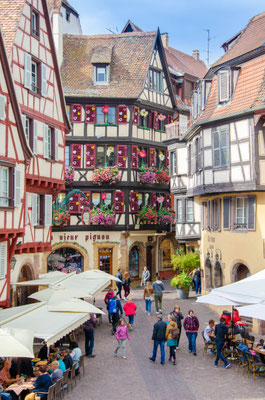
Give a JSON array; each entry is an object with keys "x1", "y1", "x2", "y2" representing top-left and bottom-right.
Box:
[{"x1": 102, "y1": 106, "x2": 109, "y2": 113}]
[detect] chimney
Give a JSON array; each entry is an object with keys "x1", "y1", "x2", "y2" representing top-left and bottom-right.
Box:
[
  {"x1": 161, "y1": 33, "x2": 169, "y2": 50},
  {"x1": 192, "y1": 50, "x2": 200, "y2": 61}
]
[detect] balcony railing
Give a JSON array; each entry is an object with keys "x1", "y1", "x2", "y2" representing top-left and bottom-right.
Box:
[{"x1": 165, "y1": 121, "x2": 188, "y2": 140}]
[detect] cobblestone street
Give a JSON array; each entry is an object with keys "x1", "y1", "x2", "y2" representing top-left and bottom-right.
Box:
[{"x1": 65, "y1": 286, "x2": 265, "y2": 400}]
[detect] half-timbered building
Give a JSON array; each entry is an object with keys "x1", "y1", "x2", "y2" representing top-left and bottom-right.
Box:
[
  {"x1": 49, "y1": 29, "x2": 178, "y2": 281},
  {"x1": 167, "y1": 13, "x2": 265, "y2": 327},
  {"x1": 0, "y1": 0, "x2": 70, "y2": 306}
]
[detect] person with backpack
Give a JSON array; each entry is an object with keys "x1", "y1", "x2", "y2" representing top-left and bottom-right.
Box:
[
  {"x1": 109, "y1": 294, "x2": 123, "y2": 334},
  {"x1": 104, "y1": 288, "x2": 114, "y2": 325},
  {"x1": 115, "y1": 268, "x2": 123, "y2": 299},
  {"x1": 114, "y1": 318, "x2": 130, "y2": 359},
  {"x1": 165, "y1": 315, "x2": 179, "y2": 365},
  {"x1": 170, "y1": 305, "x2": 184, "y2": 348},
  {"x1": 123, "y1": 297, "x2": 137, "y2": 330},
  {"x1": 183, "y1": 310, "x2": 199, "y2": 355}
]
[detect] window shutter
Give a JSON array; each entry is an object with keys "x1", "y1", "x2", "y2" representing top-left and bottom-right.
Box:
[
  {"x1": 167, "y1": 115, "x2": 172, "y2": 125},
  {"x1": 33, "y1": 120, "x2": 38, "y2": 155},
  {"x1": 223, "y1": 197, "x2": 231, "y2": 230},
  {"x1": 148, "y1": 148, "x2": 156, "y2": 168},
  {"x1": 69, "y1": 193, "x2": 80, "y2": 214},
  {"x1": 206, "y1": 200, "x2": 210, "y2": 229},
  {"x1": 43, "y1": 124, "x2": 48, "y2": 159},
  {"x1": 153, "y1": 113, "x2": 158, "y2": 130},
  {"x1": 165, "y1": 194, "x2": 171, "y2": 210},
  {"x1": 210, "y1": 200, "x2": 214, "y2": 230},
  {"x1": 24, "y1": 53, "x2": 32, "y2": 89},
  {"x1": 85, "y1": 144, "x2": 95, "y2": 168},
  {"x1": 151, "y1": 193, "x2": 157, "y2": 210},
  {"x1": 198, "y1": 137, "x2": 202, "y2": 171},
  {"x1": 117, "y1": 145, "x2": 127, "y2": 169},
  {"x1": 85, "y1": 105, "x2": 95, "y2": 124},
  {"x1": 213, "y1": 129, "x2": 220, "y2": 168},
  {"x1": 247, "y1": 196, "x2": 256, "y2": 230},
  {"x1": 0, "y1": 242, "x2": 7, "y2": 279},
  {"x1": 114, "y1": 191, "x2": 125, "y2": 213},
  {"x1": 0, "y1": 95, "x2": 6, "y2": 120},
  {"x1": 218, "y1": 70, "x2": 230, "y2": 103},
  {"x1": 191, "y1": 143, "x2": 195, "y2": 174},
  {"x1": 14, "y1": 166, "x2": 21, "y2": 207},
  {"x1": 72, "y1": 144, "x2": 82, "y2": 168},
  {"x1": 32, "y1": 193, "x2": 38, "y2": 226},
  {"x1": 217, "y1": 198, "x2": 221, "y2": 230},
  {"x1": 79, "y1": 191, "x2": 90, "y2": 212},
  {"x1": 130, "y1": 192, "x2": 139, "y2": 213},
  {"x1": 165, "y1": 150, "x2": 169, "y2": 169},
  {"x1": 201, "y1": 80, "x2": 205, "y2": 111},
  {"x1": 150, "y1": 111, "x2": 155, "y2": 129},
  {"x1": 132, "y1": 107, "x2": 139, "y2": 125},
  {"x1": 201, "y1": 203, "x2": 204, "y2": 229},
  {"x1": 44, "y1": 194, "x2": 53, "y2": 226},
  {"x1": 131, "y1": 145, "x2": 138, "y2": 169},
  {"x1": 231, "y1": 197, "x2": 236, "y2": 230},
  {"x1": 187, "y1": 145, "x2": 191, "y2": 176},
  {"x1": 25, "y1": 193, "x2": 29, "y2": 225},
  {"x1": 22, "y1": 114, "x2": 26, "y2": 138},
  {"x1": 54, "y1": 129, "x2": 59, "y2": 161},
  {"x1": 72, "y1": 104, "x2": 82, "y2": 123},
  {"x1": 118, "y1": 105, "x2": 127, "y2": 124},
  {"x1": 41, "y1": 63, "x2": 48, "y2": 97}
]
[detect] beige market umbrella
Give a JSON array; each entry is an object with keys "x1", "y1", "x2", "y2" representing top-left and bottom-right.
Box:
[
  {"x1": 80, "y1": 269, "x2": 121, "y2": 282},
  {"x1": 0, "y1": 327, "x2": 34, "y2": 358},
  {"x1": 28, "y1": 284, "x2": 91, "y2": 305},
  {"x1": 48, "y1": 299, "x2": 105, "y2": 314}
]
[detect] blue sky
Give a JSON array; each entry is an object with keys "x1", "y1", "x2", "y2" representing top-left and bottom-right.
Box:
[{"x1": 69, "y1": 0, "x2": 265, "y2": 66}]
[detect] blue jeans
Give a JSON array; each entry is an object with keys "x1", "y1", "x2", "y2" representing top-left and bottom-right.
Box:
[
  {"x1": 84, "y1": 329, "x2": 94, "y2": 356},
  {"x1": 128, "y1": 315, "x2": 134, "y2": 326},
  {"x1": 1, "y1": 393, "x2": 12, "y2": 400},
  {"x1": 116, "y1": 283, "x2": 122, "y2": 299},
  {"x1": 145, "y1": 299, "x2": 151, "y2": 313},
  {"x1": 151, "y1": 340, "x2": 165, "y2": 364},
  {"x1": 195, "y1": 280, "x2": 201, "y2": 294},
  {"x1": 186, "y1": 332, "x2": 197, "y2": 353},
  {"x1": 215, "y1": 341, "x2": 228, "y2": 366}
]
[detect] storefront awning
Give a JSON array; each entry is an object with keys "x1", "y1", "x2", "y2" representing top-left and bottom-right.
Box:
[{"x1": 12, "y1": 272, "x2": 75, "y2": 287}]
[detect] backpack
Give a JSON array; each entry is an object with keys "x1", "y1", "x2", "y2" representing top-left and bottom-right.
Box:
[
  {"x1": 170, "y1": 328, "x2": 179, "y2": 339},
  {"x1": 108, "y1": 298, "x2": 117, "y2": 314}
]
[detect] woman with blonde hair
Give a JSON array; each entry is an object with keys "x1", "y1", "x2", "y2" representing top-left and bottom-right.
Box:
[
  {"x1": 170, "y1": 305, "x2": 184, "y2": 348},
  {"x1": 123, "y1": 271, "x2": 131, "y2": 300},
  {"x1": 143, "y1": 281, "x2": 154, "y2": 315}
]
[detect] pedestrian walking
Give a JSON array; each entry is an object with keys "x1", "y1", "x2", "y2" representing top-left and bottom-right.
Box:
[
  {"x1": 170, "y1": 305, "x2": 184, "y2": 348},
  {"x1": 83, "y1": 313, "x2": 97, "y2": 358},
  {"x1": 193, "y1": 268, "x2": 201, "y2": 294},
  {"x1": 149, "y1": 313, "x2": 167, "y2": 365},
  {"x1": 165, "y1": 315, "x2": 179, "y2": 365},
  {"x1": 183, "y1": 310, "x2": 199, "y2": 356},
  {"x1": 214, "y1": 317, "x2": 230, "y2": 369},
  {"x1": 104, "y1": 288, "x2": 114, "y2": 325},
  {"x1": 114, "y1": 318, "x2": 130, "y2": 359},
  {"x1": 123, "y1": 271, "x2": 131, "y2": 300},
  {"x1": 141, "y1": 266, "x2": 150, "y2": 287},
  {"x1": 115, "y1": 268, "x2": 123, "y2": 299},
  {"x1": 123, "y1": 297, "x2": 137, "y2": 330},
  {"x1": 109, "y1": 294, "x2": 123, "y2": 334},
  {"x1": 152, "y1": 275, "x2": 165, "y2": 313},
  {"x1": 144, "y1": 281, "x2": 154, "y2": 315}
]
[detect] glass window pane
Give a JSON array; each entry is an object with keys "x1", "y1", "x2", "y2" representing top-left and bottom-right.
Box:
[
  {"x1": 92, "y1": 193, "x2": 100, "y2": 207},
  {"x1": 96, "y1": 107, "x2": 104, "y2": 123},
  {"x1": 65, "y1": 146, "x2": 70, "y2": 166},
  {"x1": 107, "y1": 107, "x2": 115, "y2": 124},
  {"x1": 107, "y1": 146, "x2": 115, "y2": 167},
  {"x1": 31, "y1": 62, "x2": 37, "y2": 93},
  {"x1": 138, "y1": 194, "x2": 143, "y2": 210},
  {"x1": 103, "y1": 192, "x2": 111, "y2": 209},
  {"x1": 96, "y1": 67, "x2": 106, "y2": 82},
  {"x1": 97, "y1": 146, "x2": 105, "y2": 168},
  {"x1": 25, "y1": 118, "x2": 30, "y2": 142}
]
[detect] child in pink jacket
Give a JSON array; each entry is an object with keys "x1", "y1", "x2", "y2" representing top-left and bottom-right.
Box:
[
  {"x1": 123, "y1": 297, "x2": 137, "y2": 330},
  {"x1": 115, "y1": 318, "x2": 130, "y2": 359}
]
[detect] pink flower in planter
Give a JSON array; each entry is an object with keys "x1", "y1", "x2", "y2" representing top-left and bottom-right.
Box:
[
  {"x1": 102, "y1": 106, "x2": 109, "y2": 113},
  {"x1": 139, "y1": 150, "x2": 146, "y2": 159}
]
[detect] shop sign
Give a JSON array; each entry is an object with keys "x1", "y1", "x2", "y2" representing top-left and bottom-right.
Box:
[{"x1": 53, "y1": 233, "x2": 110, "y2": 242}]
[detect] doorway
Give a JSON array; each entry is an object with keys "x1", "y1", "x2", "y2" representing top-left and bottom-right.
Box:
[
  {"x1": 234, "y1": 263, "x2": 250, "y2": 282},
  {"x1": 16, "y1": 265, "x2": 37, "y2": 306},
  {"x1": 98, "y1": 248, "x2": 113, "y2": 274}
]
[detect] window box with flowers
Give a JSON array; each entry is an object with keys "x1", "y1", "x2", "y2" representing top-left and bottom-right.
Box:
[
  {"x1": 157, "y1": 195, "x2": 173, "y2": 224},
  {"x1": 65, "y1": 166, "x2": 75, "y2": 185},
  {"x1": 52, "y1": 209, "x2": 70, "y2": 227},
  {"x1": 139, "y1": 167, "x2": 157, "y2": 184},
  {"x1": 91, "y1": 166, "x2": 121, "y2": 185},
  {"x1": 137, "y1": 206, "x2": 157, "y2": 224},
  {"x1": 156, "y1": 168, "x2": 170, "y2": 184},
  {"x1": 90, "y1": 207, "x2": 115, "y2": 227}
]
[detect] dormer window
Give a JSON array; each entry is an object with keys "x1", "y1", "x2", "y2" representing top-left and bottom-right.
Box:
[
  {"x1": 191, "y1": 79, "x2": 211, "y2": 120},
  {"x1": 91, "y1": 46, "x2": 113, "y2": 85},
  {"x1": 217, "y1": 67, "x2": 240, "y2": 105},
  {"x1": 94, "y1": 66, "x2": 108, "y2": 83}
]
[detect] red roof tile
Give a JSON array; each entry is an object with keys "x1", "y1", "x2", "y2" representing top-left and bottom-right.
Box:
[
  {"x1": 0, "y1": 0, "x2": 25, "y2": 56},
  {"x1": 165, "y1": 47, "x2": 207, "y2": 78}
]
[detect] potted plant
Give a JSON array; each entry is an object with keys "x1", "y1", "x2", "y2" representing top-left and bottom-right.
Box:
[
  {"x1": 170, "y1": 250, "x2": 200, "y2": 299},
  {"x1": 90, "y1": 207, "x2": 115, "y2": 227},
  {"x1": 137, "y1": 206, "x2": 157, "y2": 224},
  {"x1": 171, "y1": 272, "x2": 193, "y2": 299},
  {"x1": 157, "y1": 208, "x2": 174, "y2": 225},
  {"x1": 156, "y1": 168, "x2": 170, "y2": 184},
  {"x1": 91, "y1": 166, "x2": 121, "y2": 185},
  {"x1": 139, "y1": 167, "x2": 157, "y2": 184}
]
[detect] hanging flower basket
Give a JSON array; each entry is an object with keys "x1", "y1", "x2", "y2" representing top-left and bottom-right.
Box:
[
  {"x1": 137, "y1": 206, "x2": 157, "y2": 224},
  {"x1": 65, "y1": 166, "x2": 75, "y2": 185},
  {"x1": 53, "y1": 209, "x2": 70, "y2": 227},
  {"x1": 91, "y1": 166, "x2": 122, "y2": 185},
  {"x1": 156, "y1": 169, "x2": 170, "y2": 184},
  {"x1": 139, "y1": 168, "x2": 157, "y2": 184},
  {"x1": 157, "y1": 208, "x2": 174, "y2": 225},
  {"x1": 90, "y1": 208, "x2": 115, "y2": 227}
]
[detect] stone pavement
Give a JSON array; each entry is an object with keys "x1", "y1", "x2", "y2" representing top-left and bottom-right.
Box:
[{"x1": 65, "y1": 287, "x2": 265, "y2": 400}]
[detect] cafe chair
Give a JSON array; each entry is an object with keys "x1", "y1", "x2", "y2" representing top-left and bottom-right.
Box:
[
  {"x1": 78, "y1": 355, "x2": 85, "y2": 379},
  {"x1": 201, "y1": 332, "x2": 215, "y2": 356},
  {"x1": 55, "y1": 378, "x2": 63, "y2": 400},
  {"x1": 68, "y1": 364, "x2": 77, "y2": 391},
  {"x1": 37, "y1": 383, "x2": 56, "y2": 400},
  {"x1": 236, "y1": 348, "x2": 248, "y2": 375},
  {"x1": 61, "y1": 369, "x2": 70, "y2": 397},
  {"x1": 247, "y1": 353, "x2": 265, "y2": 380}
]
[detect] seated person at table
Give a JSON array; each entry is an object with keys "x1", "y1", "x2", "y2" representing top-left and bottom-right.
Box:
[
  {"x1": 25, "y1": 366, "x2": 52, "y2": 400},
  {"x1": 0, "y1": 361, "x2": 20, "y2": 388},
  {"x1": 61, "y1": 349, "x2": 73, "y2": 370},
  {"x1": 38, "y1": 344, "x2": 57, "y2": 361},
  {"x1": 20, "y1": 358, "x2": 33, "y2": 378},
  {"x1": 55, "y1": 355, "x2": 65, "y2": 373},
  {"x1": 50, "y1": 361, "x2": 63, "y2": 384},
  {"x1": 0, "y1": 384, "x2": 12, "y2": 400},
  {"x1": 70, "y1": 342, "x2": 82, "y2": 375},
  {"x1": 203, "y1": 320, "x2": 215, "y2": 343}
]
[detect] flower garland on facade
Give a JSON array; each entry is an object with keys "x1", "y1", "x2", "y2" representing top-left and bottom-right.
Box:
[
  {"x1": 157, "y1": 208, "x2": 174, "y2": 225},
  {"x1": 65, "y1": 166, "x2": 75, "y2": 185},
  {"x1": 137, "y1": 206, "x2": 157, "y2": 224},
  {"x1": 156, "y1": 168, "x2": 170, "y2": 184},
  {"x1": 53, "y1": 209, "x2": 70, "y2": 227},
  {"x1": 139, "y1": 167, "x2": 157, "y2": 184},
  {"x1": 90, "y1": 208, "x2": 115, "y2": 227},
  {"x1": 91, "y1": 166, "x2": 121, "y2": 185}
]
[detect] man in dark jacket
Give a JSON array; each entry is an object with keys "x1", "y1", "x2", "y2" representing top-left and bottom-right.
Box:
[
  {"x1": 62, "y1": 348, "x2": 73, "y2": 369},
  {"x1": 115, "y1": 268, "x2": 123, "y2": 299},
  {"x1": 214, "y1": 317, "x2": 230, "y2": 368},
  {"x1": 193, "y1": 269, "x2": 201, "y2": 294},
  {"x1": 84, "y1": 313, "x2": 97, "y2": 357},
  {"x1": 149, "y1": 314, "x2": 167, "y2": 365}
]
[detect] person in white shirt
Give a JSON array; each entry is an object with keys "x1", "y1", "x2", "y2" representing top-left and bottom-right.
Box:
[
  {"x1": 70, "y1": 342, "x2": 82, "y2": 375},
  {"x1": 203, "y1": 319, "x2": 215, "y2": 343}
]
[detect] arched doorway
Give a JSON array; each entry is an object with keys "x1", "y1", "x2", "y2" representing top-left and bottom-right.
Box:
[
  {"x1": 16, "y1": 265, "x2": 36, "y2": 306},
  {"x1": 47, "y1": 248, "x2": 84, "y2": 274},
  {"x1": 233, "y1": 263, "x2": 250, "y2": 282},
  {"x1": 129, "y1": 246, "x2": 140, "y2": 278},
  {"x1": 214, "y1": 261, "x2": 223, "y2": 288},
  {"x1": 205, "y1": 258, "x2": 212, "y2": 289}
]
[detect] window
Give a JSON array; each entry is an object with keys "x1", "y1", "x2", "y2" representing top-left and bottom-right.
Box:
[
  {"x1": 94, "y1": 65, "x2": 109, "y2": 84},
  {"x1": 195, "y1": 137, "x2": 201, "y2": 172},
  {"x1": 96, "y1": 145, "x2": 115, "y2": 168},
  {"x1": 236, "y1": 197, "x2": 247, "y2": 228},
  {"x1": 31, "y1": 61, "x2": 38, "y2": 93},
  {"x1": 32, "y1": 194, "x2": 52, "y2": 226},
  {"x1": 170, "y1": 151, "x2": 176, "y2": 175},
  {"x1": 210, "y1": 199, "x2": 221, "y2": 231},
  {"x1": 91, "y1": 192, "x2": 111, "y2": 209},
  {"x1": 129, "y1": 246, "x2": 140, "y2": 278},
  {"x1": 138, "y1": 147, "x2": 148, "y2": 168},
  {"x1": 149, "y1": 69, "x2": 163, "y2": 92},
  {"x1": 31, "y1": 9, "x2": 39, "y2": 37},
  {"x1": 176, "y1": 199, "x2": 183, "y2": 223},
  {"x1": 212, "y1": 126, "x2": 229, "y2": 168},
  {"x1": 187, "y1": 145, "x2": 191, "y2": 176},
  {"x1": 0, "y1": 167, "x2": 9, "y2": 207},
  {"x1": 47, "y1": 127, "x2": 52, "y2": 159},
  {"x1": 66, "y1": 11, "x2": 70, "y2": 21},
  {"x1": 65, "y1": 146, "x2": 70, "y2": 167},
  {"x1": 96, "y1": 106, "x2": 115, "y2": 124},
  {"x1": 22, "y1": 115, "x2": 37, "y2": 154},
  {"x1": 25, "y1": 118, "x2": 30, "y2": 142},
  {"x1": 223, "y1": 196, "x2": 256, "y2": 231},
  {"x1": 24, "y1": 54, "x2": 47, "y2": 96},
  {"x1": 139, "y1": 114, "x2": 149, "y2": 128},
  {"x1": 43, "y1": 124, "x2": 58, "y2": 161},
  {"x1": 186, "y1": 199, "x2": 194, "y2": 222},
  {"x1": 201, "y1": 201, "x2": 210, "y2": 230}
]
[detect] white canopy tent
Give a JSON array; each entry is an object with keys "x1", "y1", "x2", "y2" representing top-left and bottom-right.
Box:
[
  {"x1": 13, "y1": 272, "x2": 75, "y2": 287},
  {"x1": 238, "y1": 302, "x2": 265, "y2": 321},
  {"x1": 196, "y1": 293, "x2": 240, "y2": 306},
  {"x1": 0, "y1": 327, "x2": 35, "y2": 358},
  {"x1": 48, "y1": 299, "x2": 105, "y2": 314}
]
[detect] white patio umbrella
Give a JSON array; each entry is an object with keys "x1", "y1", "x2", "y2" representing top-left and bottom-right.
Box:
[
  {"x1": 28, "y1": 284, "x2": 92, "y2": 304},
  {"x1": 0, "y1": 327, "x2": 34, "y2": 358},
  {"x1": 196, "y1": 293, "x2": 240, "y2": 306},
  {"x1": 80, "y1": 269, "x2": 121, "y2": 282},
  {"x1": 238, "y1": 302, "x2": 265, "y2": 321},
  {"x1": 48, "y1": 299, "x2": 105, "y2": 314}
]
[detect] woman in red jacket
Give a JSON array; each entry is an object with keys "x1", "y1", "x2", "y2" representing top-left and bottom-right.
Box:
[
  {"x1": 183, "y1": 310, "x2": 199, "y2": 356},
  {"x1": 123, "y1": 297, "x2": 137, "y2": 330}
]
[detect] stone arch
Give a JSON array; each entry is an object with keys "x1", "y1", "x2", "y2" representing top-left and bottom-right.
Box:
[
  {"x1": 231, "y1": 260, "x2": 251, "y2": 282},
  {"x1": 15, "y1": 262, "x2": 36, "y2": 306},
  {"x1": 213, "y1": 261, "x2": 223, "y2": 288},
  {"x1": 205, "y1": 257, "x2": 212, "y2": 289},
  {"x1": 129, "y1": 241, "x2": 145, "y2": 278}
]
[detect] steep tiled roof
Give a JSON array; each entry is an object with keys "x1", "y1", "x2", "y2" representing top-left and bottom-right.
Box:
[
  {"x1": 62, "y1": 31, "x2": 157, "y2": 98},
  {"x1": 0, "y1": 0, "x2": 25, "y2": 57},
  {"x1": 165, "y1": 47, "x2": 207, "y2": 78},
  {"x1": 196, "y1": 54, "x2": 265, "y2": 124},
  {"x1": 122, "y1": 20, "x2": 143, "y2": 33},
  {"x1": 212, "y1": 12, "x2": 265, "y2": 67}
]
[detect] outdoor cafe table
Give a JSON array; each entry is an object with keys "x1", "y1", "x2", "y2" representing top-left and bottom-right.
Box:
[
  {"x1": 6, "y1": 380, "x2": 35, "y2": 398},
  {"x1": 253, "y1": 347, "x2": 265, "y2": 355}
]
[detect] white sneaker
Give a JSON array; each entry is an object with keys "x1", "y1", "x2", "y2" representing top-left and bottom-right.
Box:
[
  {"x1": 148, "y1": 313, "x2": 151, "y2": 316},
  {"x1": 123, "y1": 356, "x2": 127, "y2": 359}
]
